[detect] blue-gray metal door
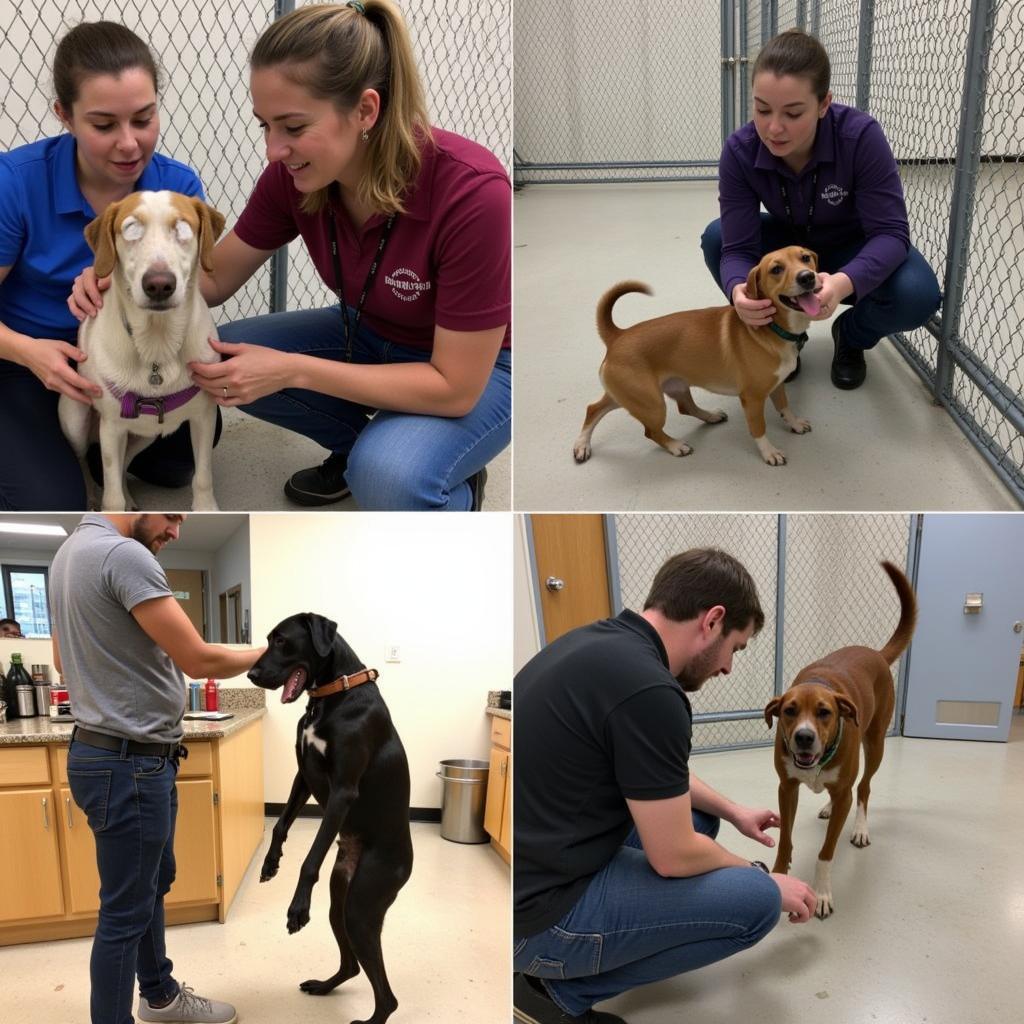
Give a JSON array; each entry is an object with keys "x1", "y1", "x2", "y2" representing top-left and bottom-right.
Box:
[{"x1": 902, "y1": 514, "x2": 1024, "y2": 742}]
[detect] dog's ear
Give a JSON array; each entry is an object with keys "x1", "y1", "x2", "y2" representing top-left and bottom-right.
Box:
[
  {"x1": 190, "y1": 197, "x2": 226, "y2": 273},
  {"x1": 745, "y1": 263, "x2": 762, "y2": 301},
  {"x1": 305, "y1": 613, "x2": 339, "y2": 660},
  {"x1": 835, "y1": 695, "x2": 860, "y2": 728},
  {"x1": 85, "y1": 201, "x2": 123, "y2": 279},
  {"x1": 764, "y1": 697, "x2": 782, "y2": 727}
]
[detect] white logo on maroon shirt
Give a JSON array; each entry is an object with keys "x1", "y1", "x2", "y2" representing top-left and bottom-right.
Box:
[{"x1": 385, "y1": 267, "x2": 432, "y2": 302}]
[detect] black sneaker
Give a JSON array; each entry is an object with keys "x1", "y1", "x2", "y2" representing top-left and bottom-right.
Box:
[
  {"x1": 283, "y1": 452, "x2": 351, "y2": 506},
  {"x1": 468, "y1": 466, "x2": 488, "y2": 511},
  {"x1": 513, "y1": 974, "x2": 627, "y2": 1024},
  {"x1": 830, "y1": 315, "x2": 866, "y2": 390}
]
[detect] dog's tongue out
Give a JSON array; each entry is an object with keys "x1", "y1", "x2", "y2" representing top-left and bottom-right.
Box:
[
  {"x1": 795, "y1": 291, "x2": 822, "y2": 317},
  {"x1": 281, "y1": 667, "x2": 307, "y2": 703}
]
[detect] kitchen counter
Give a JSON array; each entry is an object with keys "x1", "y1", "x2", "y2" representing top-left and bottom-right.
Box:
[
  {"x1": 0, "y1": 707, "x2": 265, "y2": 745},
  {"x1": 486, "y1": 706, "x2": 511, "y2": 720}
]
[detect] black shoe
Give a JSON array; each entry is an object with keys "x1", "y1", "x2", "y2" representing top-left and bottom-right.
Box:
[
  {"x1": 283, "y1": 452, "x2": 351, "y2": 506},
  {"x1": 784, "y1": 354, "x2": 801, "y2": 384},
  {"x1": 513, "y1": 974, "x2": 627, "y2": 1024},
  {"x1": 830, "y1": 316, "x2": 866, "y2": 390},
  {"x1": 468, "y1": 467, "x2": 488, "y2": 511}
]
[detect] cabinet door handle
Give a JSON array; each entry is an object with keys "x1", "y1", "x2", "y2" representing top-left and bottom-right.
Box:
[
  {"x1": 42, "y1": 796, "x2": 50, "y2": 830},
  {"x1": 66, "y1": 796, "x2": 74, "y2": 830},
  {"x1": 500, "y1": 760, "x2": 507, "y2": 778}
]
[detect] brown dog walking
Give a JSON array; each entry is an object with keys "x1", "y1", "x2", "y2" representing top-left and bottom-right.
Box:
[{"x1": 764, "y1": 561, "x2": 917, "y2": 918}]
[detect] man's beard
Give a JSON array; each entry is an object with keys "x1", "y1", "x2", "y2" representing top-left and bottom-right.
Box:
[
  {"x1": 675, "y1": 637, "x2": 725, "y2": 692},
  {"x1": 131, "y1": 517, "x2": 167, "y2": 554}
]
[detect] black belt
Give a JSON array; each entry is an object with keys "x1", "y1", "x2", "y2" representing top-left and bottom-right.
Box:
[{"x1": 72, "y1": 726, "x2": 187, "y2": 759}]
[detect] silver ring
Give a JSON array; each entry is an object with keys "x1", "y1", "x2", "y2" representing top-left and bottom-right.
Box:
[{"x1": 222, "y1": 386, "x2": 228, "y2": 398}]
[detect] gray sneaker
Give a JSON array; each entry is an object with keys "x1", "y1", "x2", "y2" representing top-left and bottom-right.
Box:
[{"x1": 138, "y1": 983, "x2": 237, "y2": 1023}]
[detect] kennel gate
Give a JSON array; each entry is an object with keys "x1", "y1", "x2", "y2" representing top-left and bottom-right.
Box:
[{"x1": 608, "y1": 513, "x2": 917, "y2": 753}]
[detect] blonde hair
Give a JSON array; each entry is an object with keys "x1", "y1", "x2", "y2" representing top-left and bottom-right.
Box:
[{"x1": 251, "y1": 1, "x2": 432, "y2": 216}]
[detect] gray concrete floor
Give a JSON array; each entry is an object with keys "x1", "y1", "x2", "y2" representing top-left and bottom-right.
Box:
[
  {"x1": 513, "y1": 183, "x2": 1017, "y2": 511},
  {"x1": 3, "y1": 820, "x2": 509, "y2": 1023},
  {"x1": 127, "y1": 408, "x2": 511, "y2": 511},
  {"x1": 597, "y1": 711, "x2": 1024, "y2": 1024}
]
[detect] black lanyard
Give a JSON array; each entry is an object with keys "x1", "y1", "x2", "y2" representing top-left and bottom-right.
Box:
[
  {"x1": 327, "y1": 207, "x2": 397, "y2": 360},
  {"x1": 778, "y1": 167, "x2": 818, "y2": 243}
]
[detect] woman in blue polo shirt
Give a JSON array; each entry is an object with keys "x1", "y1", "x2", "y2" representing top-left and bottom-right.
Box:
[
  {"x1": 0, "y1": 22, "x2": 209, "y2": 510},
  {"x1": 701, "y1": 29, "x2": 941, "y2": 390}
]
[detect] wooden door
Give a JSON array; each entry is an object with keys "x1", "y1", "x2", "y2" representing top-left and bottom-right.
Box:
[
  {"x1": 59, "y1": 786, "x2": 100, "y2": 914},
  {"x1": 530, "y1": 515, "x2": 612, "y2": 643},
  {"x1": 167, "y1": 779, "x2": 218, "y2": 904},
  {"x1": 483, "y1": 747, "x2": 507, "y2": 841},
  {"x1": 165, "y1": 569, "x2": 206, "y2": 638},
  {"x1": 0, "y1": 789, "x2": 65, "y2": 922}
]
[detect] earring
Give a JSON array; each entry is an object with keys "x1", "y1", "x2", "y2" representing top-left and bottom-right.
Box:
[{"x1": 361, "y1": 128, "x2": 369, "y2": 142}]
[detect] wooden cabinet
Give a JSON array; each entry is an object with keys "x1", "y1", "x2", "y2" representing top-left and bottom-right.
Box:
[
  {"x1": 484, "y1": 715, "x2": 511, "y2": 864},
  {"x1": 0, "y1": 716, "x2": 265, "y2": 946}
]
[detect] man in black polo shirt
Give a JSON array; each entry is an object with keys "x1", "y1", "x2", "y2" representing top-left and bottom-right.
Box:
[{"x1": 513, "y1": 548, "x2": 816, "y2": 1024}]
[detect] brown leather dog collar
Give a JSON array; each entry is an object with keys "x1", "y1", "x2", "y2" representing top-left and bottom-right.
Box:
[{"x1": 308, "y1": 668, "x2": 379, "y2": 699}]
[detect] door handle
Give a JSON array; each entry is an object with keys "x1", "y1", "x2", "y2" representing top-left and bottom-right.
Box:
[
  {"x1": 545, "y1": 577, "x2": 565, "y2": 592},
  {"x1": 66, "y1": 795, "x2": 74, "y2": 830},
  {"x1": 1013, "y1": 621, "x2": 1023, "y2": 634},
  {"x1": 41, "y1": 796, "x2": 49, "y2": 831}
]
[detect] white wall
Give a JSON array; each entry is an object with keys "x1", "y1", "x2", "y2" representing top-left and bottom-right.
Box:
[
  {"x1": 211, "y1": 522, "x2": 251, "y2": 643},
  {"x1": 514, "y1": 516, "x2": 540, "y2": 673},
  {"x1": 249, "y1": 513, "x2": 512, "y2": 808}
]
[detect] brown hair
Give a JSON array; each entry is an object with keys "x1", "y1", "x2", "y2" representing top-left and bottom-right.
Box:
[
  {"x1": 53, "y1": 21, "x2": 162, "y2": 113},
  {"x1": 643, "y1": 548, "x2": 765, "y2": 635},
  {"x1": 752, "y1": 29, "x2": 831, "y2": 101},
  {"x1": 251, "y1": 1, "x2": 432, "y2": 216}
]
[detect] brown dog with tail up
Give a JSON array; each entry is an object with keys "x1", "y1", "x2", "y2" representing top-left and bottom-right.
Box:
[{"x1": 764, "y1": 560, "x2": 917, "y2": 919}]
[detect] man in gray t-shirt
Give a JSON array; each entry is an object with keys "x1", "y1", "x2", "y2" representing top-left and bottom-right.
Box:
[{"x1": 50, "y1": 514, "x2": 264, "y2": 1024}]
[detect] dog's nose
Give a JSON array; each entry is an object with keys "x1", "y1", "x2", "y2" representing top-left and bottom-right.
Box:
[
  {"x1": 796, "y1": 270, "x2": 816, "y2": 290},
  {"x1": 142, "y1": 269, "x2": 177, "y2": 301},
  {"x1": 794, "y1": 728, "x2": 816, "y2": 749}
]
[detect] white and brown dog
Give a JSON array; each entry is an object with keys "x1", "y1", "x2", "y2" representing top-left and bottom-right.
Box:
[
  {"x1": 764, "y1": 561, "x2": 917, "y2": 918},
  {"x1": 59, "y1": 190, "x2": 225, "y2": 511}
]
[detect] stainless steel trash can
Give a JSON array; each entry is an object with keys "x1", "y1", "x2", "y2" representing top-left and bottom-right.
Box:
[{"x1": 436, "y1": 759, "x2": 490, "y2": 843}]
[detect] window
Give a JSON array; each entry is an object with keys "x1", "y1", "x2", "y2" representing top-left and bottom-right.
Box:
[{"x1": 2, "y1": 564, "x2": 51, "y2": 638}]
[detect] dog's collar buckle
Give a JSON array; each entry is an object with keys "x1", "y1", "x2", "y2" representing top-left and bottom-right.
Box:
[
  {"x1": 309, "y1": 668, "x2": 380, "y2": 699},
  {"x1": 768, "y1": 322, "x2": 808, "y2": 345}
]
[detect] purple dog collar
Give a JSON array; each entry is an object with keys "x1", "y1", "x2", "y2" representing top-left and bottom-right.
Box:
[{"x1": 105, "y1": 381, "x2": 201, "y2": 425}]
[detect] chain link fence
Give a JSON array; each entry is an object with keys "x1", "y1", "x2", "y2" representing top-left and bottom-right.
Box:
[
  {"x1": 612, "y1": 513, "x2": 913, "y2": 753},
  {"x1": 0, "y1": 0, "x2": 511, "y2": 322}
]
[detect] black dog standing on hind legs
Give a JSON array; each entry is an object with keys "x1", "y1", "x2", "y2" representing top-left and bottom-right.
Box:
[{"x1": 248, "y1": 612, "x2": 413, "y2": 1024}]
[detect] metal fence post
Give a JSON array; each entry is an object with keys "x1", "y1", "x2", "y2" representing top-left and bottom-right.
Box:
[
  {"x1": 268, "y1": 0, "x2": 297, "y2": 315},
  {"x1": 722, "y1": 0, "x2": 736, "y2": 146},
  {"x1": 934, "y1": 0, "x2": 995, "y2": 401},
  {"x1": 855, "y1": 0, "x2": 874, "y2": 113},
  {"x1": 773, "y1": 514, "x2": 787, "y2": 698},
  {"x1": 738, "y1": 0, "x2": 750, "y2": 128}
]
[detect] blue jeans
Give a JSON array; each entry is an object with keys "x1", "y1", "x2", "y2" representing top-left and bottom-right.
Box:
[
  {"x1": 67, "y1": 738, "x2": 183, "y2": 1024},
  {"x1": 700, "y1": 214, "x2": 942, "y2": 349},
  {"x1": 217, "y1": 307, "x2": 512, "y2": 510},
  {"x1": 513, "y1": 813, "x2": 781, "y2": 1016}
]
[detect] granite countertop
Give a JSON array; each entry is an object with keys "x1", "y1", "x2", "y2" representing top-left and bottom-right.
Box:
[
  {"x1": 486, "y1": 706, "x2": 511, "y2": 721},
  {"x1": 0, "y1": 687, "x2": 266, "y2": 746}
]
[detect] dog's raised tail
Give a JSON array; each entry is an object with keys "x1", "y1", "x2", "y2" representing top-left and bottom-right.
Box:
[
  {"x1": 879, "y1": 560, "x2": 917, "y2": 664},
  {"x1": 597, "y1": 281, "x2": 652, "y2": 347}
]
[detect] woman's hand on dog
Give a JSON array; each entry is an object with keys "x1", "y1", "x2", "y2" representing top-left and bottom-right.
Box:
[
  {"x1": 14, "y1": 335, "x2": 103, "y2": 403},
  {"x1": 805, "y1": 271, "x2": 854, "y2": 321},
  {"x1": 68, "y1": 266, "x2": 110, "y2": 321},
  {"x1": 189, "y1": 337, "x2": 294, "y2": 406},
  {"x1": 732, "y1": 282, "x2": 777, "y2": 327}
]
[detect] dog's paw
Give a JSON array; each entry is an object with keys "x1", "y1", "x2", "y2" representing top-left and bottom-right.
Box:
[
  {"x1": 287, "y1": 899, "x2": 311, "y2": 933},
  {"x1": 572, "y1": 441, "x2": 592, "y2": 463},
  {"x1": 259, "y1": 856, "x2": 280, "y2": 882},
  {"x1": 815, "y1": 890, "x2": 835, "y2": 919},
  {"x1": 850, "y1": 828, "x2": 871, "y2": 848},
  {"x1": 708, "y1": 409, "x2": 728, "y2": 424},
  {"x1": 788, "y1": 417, "x2": 812, "y2": 434},
  {"x1": 191, "y1": 492, "x2": 219, "y2": 512},
  {"x1": 666, "y1": 440, "x2": 694, "y2": 457},
  {"x1": 762, "y1": 447, "x2": 787, "y2": 466},
  {"x1": 818, "y1": 800, "x2": 832, "y2": 819}
]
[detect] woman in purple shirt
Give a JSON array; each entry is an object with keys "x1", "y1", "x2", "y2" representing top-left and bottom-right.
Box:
[{"x1": 700, "y1": 29, "x2": 941, "y2": 390}]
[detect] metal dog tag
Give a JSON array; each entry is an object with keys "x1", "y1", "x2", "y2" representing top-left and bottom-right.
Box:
[{"x1": 149, "y1": 363, "x2": 163, "y2": 387}]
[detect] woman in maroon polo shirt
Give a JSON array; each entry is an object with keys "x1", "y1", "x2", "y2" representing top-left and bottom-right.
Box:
[{"x1": 74, "y1": 1, "x2": 510, "y2": 511}]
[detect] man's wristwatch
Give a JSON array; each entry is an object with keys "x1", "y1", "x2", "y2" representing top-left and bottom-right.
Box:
[{"x1": 750, "y1": 860, "x2": 770, "y2": 873}]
